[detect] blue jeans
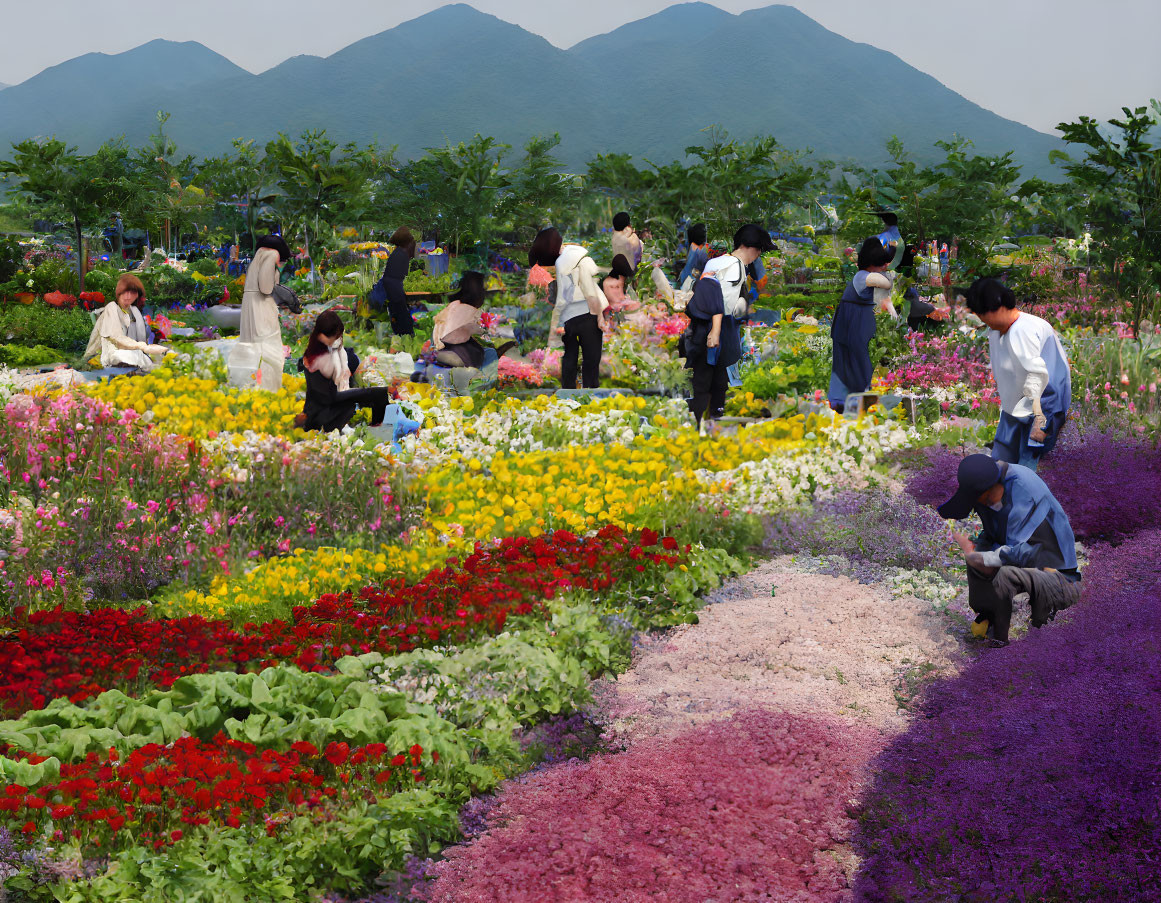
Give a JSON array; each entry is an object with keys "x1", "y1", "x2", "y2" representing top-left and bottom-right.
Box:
[{"x1": 992, "y1": 410, "x2": 1065, "y2": 471}]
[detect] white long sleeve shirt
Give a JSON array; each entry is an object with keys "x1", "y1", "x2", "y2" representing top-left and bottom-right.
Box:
[{"x1": 989, "y1": 312, "x2": 1071, "y2": 420}]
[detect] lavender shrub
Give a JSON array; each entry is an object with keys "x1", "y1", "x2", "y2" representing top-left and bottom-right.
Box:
[
  {"x1": 766, "y1": 487, "x2": 957, "y2": 582},
  {"x1": 854, "y1": 528, "x2": 1161, "y2": 902}
]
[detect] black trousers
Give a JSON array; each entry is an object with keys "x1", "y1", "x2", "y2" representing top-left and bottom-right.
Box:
[
  {"x1": 561, "y1": 313, "x2": 602, "y2": 389},
  {"x1": 688, "y1": 353, "x2": 729, "y2": 425},
  {"x1": 383, "y1": 278, "x2": 414, "y2": 336},
  {"x1": 967, "y1": 565, "x2": 1082, "y2": 642},
  {"x1": 312, "y1": 386, "x2": 394, "y2": 432}
]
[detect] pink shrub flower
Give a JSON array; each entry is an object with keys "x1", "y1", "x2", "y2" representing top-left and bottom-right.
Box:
[{"x1": 426, "y1": 709, "x2": 882, "y2": 902}]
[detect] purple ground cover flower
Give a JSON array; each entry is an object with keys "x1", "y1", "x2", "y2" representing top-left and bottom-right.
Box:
[
  {"x1": 1039, "y1": 431, "x2": 1161, "y2": 541},
  {"x1": 766, "y1": 487, "x2": 957, "y2": 581},
  {"x1": 854, "y1": 528, "x2": 1161, "y2": 902}
]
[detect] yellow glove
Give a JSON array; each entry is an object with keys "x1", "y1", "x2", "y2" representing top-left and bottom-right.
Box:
[{"x1": 970, "y1": 618, "x2": 990, "y2": 639}]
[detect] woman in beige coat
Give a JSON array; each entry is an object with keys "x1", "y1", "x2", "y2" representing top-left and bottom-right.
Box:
[{"x1": 229, "y1": 235, "x2": 290, "y2": 391}]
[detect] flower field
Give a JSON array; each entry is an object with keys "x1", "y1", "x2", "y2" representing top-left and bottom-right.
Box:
[{"x1": 1, "y1": 217, "x2": 1160, "y2": 902}]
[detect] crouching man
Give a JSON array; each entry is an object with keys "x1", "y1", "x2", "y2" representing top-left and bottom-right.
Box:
[{"x1": 938, "y1": 454, "x2": 1081, "y2": 646}]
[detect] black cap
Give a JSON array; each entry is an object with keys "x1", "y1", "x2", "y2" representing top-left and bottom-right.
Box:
[{"x1": 937, "y1": 454, "x2": 1002, "y2": 520}]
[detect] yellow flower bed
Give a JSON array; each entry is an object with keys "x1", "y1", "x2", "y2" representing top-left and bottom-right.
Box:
[
  {"x1": 167, "y1": 410, "x2": 849, "y2": 617},
  {"x1": 171, "y1": 541, "x2": 448, "y2": 619},
  {"x1": 78, "y1": 365, "x2": 307, "y2": 441},
  {"x1": 421, "y1": 414, "x2": 827, "y2": 544}
]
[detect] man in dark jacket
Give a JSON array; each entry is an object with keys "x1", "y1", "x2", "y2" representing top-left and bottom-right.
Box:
[{"x1": 939, "y1": 454, "x2": 1082, "y2": 646}]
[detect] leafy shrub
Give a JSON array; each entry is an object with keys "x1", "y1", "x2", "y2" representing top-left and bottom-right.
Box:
[
  {"x1": 0, "y1": 343, "x2": 68, "y2": 366},
  {"x1": 190, "y1": 257, "x2": 220, "y2": 277},
  {"x1": 28, "y1": 257, "x2": 78, "y2": 295},
  {"x1": 0, "y1": 238, "x2": 22, "y2": 283},
  {"x1": 0, "y1": 302, "x2": 92, "y2": 352}
]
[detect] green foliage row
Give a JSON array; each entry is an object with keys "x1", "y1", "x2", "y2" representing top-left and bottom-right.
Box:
[{"x1": 0, "y1": 302, "x2": 92, "y2": 352}]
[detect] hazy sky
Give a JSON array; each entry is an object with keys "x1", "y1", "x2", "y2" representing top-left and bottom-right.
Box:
[{"x1": 3, "y1": 0, "x2": 1158, "y2": 134}]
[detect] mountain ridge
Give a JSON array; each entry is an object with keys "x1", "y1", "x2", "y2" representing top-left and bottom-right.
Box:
[{"x1": 0, "y1": 4, "x2": 1061, "y2": 175}]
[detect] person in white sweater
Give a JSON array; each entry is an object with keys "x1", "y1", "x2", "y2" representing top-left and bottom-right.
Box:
[{"x1": 965, "y1": 278, "x2": 1071, "y2": 471}]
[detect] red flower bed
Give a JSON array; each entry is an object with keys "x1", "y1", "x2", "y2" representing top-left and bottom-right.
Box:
[
  {"x1": 425, "y1": 709, "x2": 883, "y2": 902},
  {"x1": 0, "y1": 736, "x2": 431, "y2": 851},
  {"x1": 0, "y1": 527, "x2": 685, "y2": 716}
]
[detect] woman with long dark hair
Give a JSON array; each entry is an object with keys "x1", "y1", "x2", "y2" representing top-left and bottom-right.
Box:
[
  {"x1": 369, "y1": 226, "x2": 417, "y2": 336},
  {"x1": 231, "y1": 234, "x2": 290, "y2": 390},
  {"x1": 529, "y1": 227, "x2": 563, "y2": 346},
  {"x1": 299, "y1": 310, "x2": 394, "y2": 431}
]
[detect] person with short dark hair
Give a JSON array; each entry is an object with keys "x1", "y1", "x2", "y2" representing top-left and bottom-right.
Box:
[
  {"x1": 678, "y1": 222, "x2": 709, "y2": 286},
  {"x1": 611, "y1": 212, "x2": 642, "y2": 271},
  {"x1": 231, "y1": 234, "x2": 290, "y2": 390},
  {"x1": 685, "y1": 225, "x2": 772, "y2": 425},
  {"x1": 299, "y1": 311, "x2": 394, "y2": 432},
  {"x1": 940, "y1": 454, "x2": 1082, "y2": 646},
  {"x1": 828, "y1": 237, "x2": 894, "y2": 412},
  {"x1": 965, "y1": 277, "x2": 1071, "y2": 470},
  {"x1": 368, "y1": 226, "x2": 417, "y2": 336}
]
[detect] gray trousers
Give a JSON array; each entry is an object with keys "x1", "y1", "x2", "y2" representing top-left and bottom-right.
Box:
[{"x1": 967, "y1": 566, "x2": 1082, "y2": 642}]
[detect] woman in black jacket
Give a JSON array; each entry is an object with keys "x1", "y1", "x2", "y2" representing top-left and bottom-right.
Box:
[
  {"x1": 369, "y1": 226, "x2": 417, "y2": 335},
  {"x1": 299, "y1": 311, "x2": 394, "y2": 431}
]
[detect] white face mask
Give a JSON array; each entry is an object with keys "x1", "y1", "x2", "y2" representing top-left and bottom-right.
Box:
[{"x1": 327, "y1": 337, "x2": 343, "y2": 350}]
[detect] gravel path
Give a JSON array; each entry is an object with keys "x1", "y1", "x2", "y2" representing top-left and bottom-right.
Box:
[{"x1": 595, "y1": 557, "x2": 959, "y2": 745}]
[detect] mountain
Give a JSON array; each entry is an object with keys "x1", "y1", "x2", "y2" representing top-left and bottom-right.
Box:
[
  {"x1": 0, "y1": 83, "x2": 9, "y2": 92},
  {"x1": 0, "y1": 4, "x2": 1061, "y2": 174},
  {"x1": 571, "y1": 3, "x2": 1060, "y2": 170},
  {"x1": 0, "y1": 40, "x2": 247, "y2": 150}
]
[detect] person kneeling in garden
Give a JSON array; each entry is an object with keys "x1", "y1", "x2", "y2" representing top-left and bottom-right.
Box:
[
  {"x1": 939, "y1": 454, "x2": 1081, "y2": 647},
  {"x1": 298, "y1": 311, "x2": 395, "y2": 432},
  {"x1": 83, "y1": 274, "x2": 171, "y2": 372},
  {"x1": 966, "y1": 277, "x2": 1071, "y2": 470},
  {"x1": 431, "y1": 271, "x2": 514, "y2": 371}
]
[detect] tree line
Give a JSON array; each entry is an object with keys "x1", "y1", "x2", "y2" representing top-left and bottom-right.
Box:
[{"x1": 1, "y1": 104, "x2": 1158, "y2": 324}]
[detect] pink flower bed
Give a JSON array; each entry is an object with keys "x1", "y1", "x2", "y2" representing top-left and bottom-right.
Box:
[{"x1": 425, "y1": 709, "x2": 884, "y2": 902}]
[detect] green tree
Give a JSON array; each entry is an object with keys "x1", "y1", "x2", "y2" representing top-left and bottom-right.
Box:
[
  {"x1": 198, "y1": 139, "x2": 273, "y2": 252},
  {"x1": 1057, "y1": 101, "x2": 1161, "y2": 334},
  {"x1": 501, "y1": 134, "x2": 579, "y2": 244},
  {"x1": 836, "y1": 136, "x2": 1023, "y2": 273},
  {"x1": 265, "y1": 130, "x2": 365, "y2": 278},
  {"x1": 121, "y1": 112, "x2": 212, "y2": 253},
  {"x1": 384, "y1": 134, "x2": 512, "y2": 261},
  {"x1": 587, "y1": 128, "x2": 822, "y2": 254},
  {"x1": 0, "y1": 138, "x2": 129, "y2": 293}
]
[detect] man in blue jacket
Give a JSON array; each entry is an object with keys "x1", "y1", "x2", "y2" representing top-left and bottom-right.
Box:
[{"x1": 939, "y1": 454, "x2": 1082, "y2": 646}]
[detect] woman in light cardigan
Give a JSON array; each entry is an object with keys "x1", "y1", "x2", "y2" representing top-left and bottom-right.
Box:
[{"x1": 83, "y1": 273, "x2": 169, "y2": 371}]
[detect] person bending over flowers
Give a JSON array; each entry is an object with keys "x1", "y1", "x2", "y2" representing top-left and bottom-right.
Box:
[{"x1": 939, "y1": 454, "x2": 1081, "y2": 647}]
